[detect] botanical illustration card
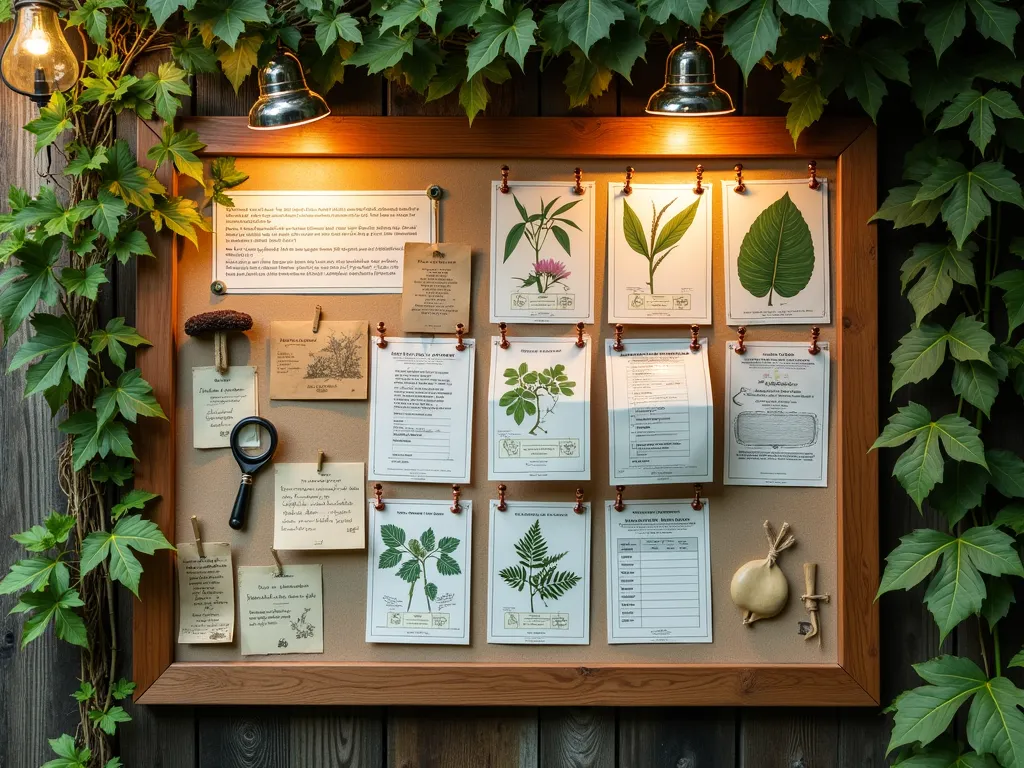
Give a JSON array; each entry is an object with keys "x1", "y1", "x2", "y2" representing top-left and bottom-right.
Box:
[
  {"x1": 365, "y1": 498, "x2": 472, "y2": 645},
  {"x1": 489, "y1": 181, "x2": 596, "y2": 324},
  {"x1": 722, "y1": 178, "x2": 831, "y2": 324},
  {"x1": 176, "y1": 542, "x2": 234, "y2": 644},
  {"x1": 191, "y1": 365, "x2": 259, "y2": 449},
  {"x1": 724, "y1": 341, "x2": 830, "y2": 487},
  {"x1": 401, "y1": 242, "x2": 472, "y2": 333},
  {"x1": 269, "y1": 320, "x2": 367, "y2": 400},
  {"x1": 237, "y1": 564, "x2": 324, "y2": 656},
  {"x1": 369, "y1": 337, "x2": 475, "y2": 483},
  {"x1": 487, "y1": 500, "x2": 591, "y2": 645},
  {"x1": 607, "y1": 183, "x2": 713, "y2": 324},
  {"x1": 273, "y1": 462, "x2": 365, "y2": 550},
  {"x1": 487, "y1": 337, "x2": 592, "y2": 481}
]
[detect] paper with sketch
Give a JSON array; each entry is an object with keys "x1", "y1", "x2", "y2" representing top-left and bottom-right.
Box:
[
  {"x1": 608, "y1": 183, "x2": 713, "y2": 324},
  {"x1": 369, "y1": 337, "x2": 475, "y2": 483},
  {"x1": 606, "y1": 339, "x2": 713, "y2": 484},
  {"x1": 365, "y1": 498, "x2": 472, "y2": 645},
  {"x1": 489, "y1": 181, "x2": 595, "y2": 324},
  {"x1": 401, "y1": 243, "x2": 472, "y2": 332},
  {"x1": 605, "y1": 500, "x2": 712, "y2": 644},
  {"x1": 722, "y1": 178, "x2": 831, "y2": 325},
  {"x1": 724, "y1": 341, "x2": 830, "y2": 487},
  {"x1": 213, "y1": 190, "x2": 435, "y2": 294},
  {"x1": 191, "y1": 366, "x2": 259, "y2": 449},
  {"x1": 487, "y1": 500, "x2": 591, "y2": 645},
  {"x1": 269, "y1": 320, "x2": 367, "y2": 400},
  {"x1": 488, "y1": 337, "x2": 591, "y2": 481},
  {"x1": 176, "y1": 542, "x2": 234, "y2": 644},
  {"x1": 273, "y1": 462, "x2": 365, "y2": 550},
  {"x1": 238, "y1": 564, "x2": 324, "y2": 656}
]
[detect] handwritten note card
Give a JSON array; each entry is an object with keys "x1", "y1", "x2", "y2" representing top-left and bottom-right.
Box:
[
  {"x1": 269, "y1": 320, "x2": 368, "y2": 400},
  {"x1": 176, "y1": 542, "x2": 234, "y2": 644},
  {"x1": 401, "y1": 243, "x2": 472, "y2": 332},
  {"x1": 273, "y1": 462, "x2": 365, "y2": 550},
  {"x1": 192, "y1": 366, "x2": 259, "y2": 449},
  {"x1": 238, "y1": 564, "x2": 324, "y2": 656}
]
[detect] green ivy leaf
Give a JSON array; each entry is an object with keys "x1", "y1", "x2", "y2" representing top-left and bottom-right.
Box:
[
  {"x1": 137, "y1": 61, "x2": 191, "y2": 123},
  {"x1": 91, "y1": 459, "x2": 134, "y2": 487},
  {"x1": 458, "y1": 71, "x2": 491, "y2": 123},
  {"x1": 88, "y1": 706, "x2": 132, "y2": 736},
  {"x1": 146, "y1": 0, "x2": 187, "y2": 26},
  {"x1": 779, "y1": 73, "x2": 827, "y2": 144},
  {"x1": 919, "y1": 0, "x2": 967, "y2": 62},
  {"x1": 991, "y1": 270, "x2": 1024, "y2": 335},
  {"x1": 8, "y1": 314, "x2": 90, "y2": 394},
  {"x1": 80, "y1": 514, "x2": 174, "y2": 596},
  {"x1": 60, "y1": 264, "x2": 109, "y2": 301},
  {"x1": 915, "y1": 161, "x2": 1024, "y2": 249},
  {"x1": 556, "y1": 0, "x2": 624, "y2": 55},
  {"x1": 217, "y1": 33, "x2": 262, "y2": 93},
  {"x1": 378, "y1": 0, "x2": 441, "y2": 32},
  {"x1": 951, "y1": 360, "x2": 999, "y2": 417},
  {"x1": 147, "y1": 125, "x2": 205, "y2": 185},
  {"x1": 149, "y1": 196, "x2": 210, "y2": 246},
  {"x1": 901, "y1": 242, "x2": 977, "y2": 326},
  {"x1": 877, "y1": 528, "x2": 955, "y2": 596},
  {"x1": 642, "y1": 0, "x2": 707, "y2": 26},
  {"x1": 922, "y1": 539, "x2": 986, "y2": 639},
  {"x1": 42, "y1": 733, "x2": 91, "y2": 768},
  {"x1": 172, "y1": 35, "x2": 220, "y2": 74},
  {"x1": 90, "y1": 317, "x2": 150, "y2": 370},
  {"x1": 95, "y1": 368, "x2": 166, "y2": 425},
  {"x1": 103, "y1": 140, "x2": 166, "y2": 210},
  {"x1": 314, "y1": 11, "x2": 362, "y2": 53},
  {"x1": 190, "y1": 0, "x2": 270, "y2": 49},
  {"x1": 11, "y1": 512, "x2": 76, "y2": 552},
  {"x1": 986, "y1": 449, "x2": 1024, "y2": 498},
  {"x1": 111, "y1": 489, "x2": 160, "y2": 521},
  {"x1": 968, "y1": 0, "x2": 1020, "y2": 52},
  {"x1": 11, "y1": 582, "x2": 87, "y2": 648},
  {"x1": 74, "y1": 190, "x2": 129, "y2": 241},
  {"x1": 966, "y1": 677, "x2": 1024, "y2": 767},
  {"x1": 64, "y1": 145, "x2": 109, "y2": 177},
  {"x1": 936, "y1": 89, "x2": 1024, "y2": 154},
  {"x1": 1010, "y1": 651, "x2": 1024, "y2": 669},
  {"x1": 589, "y1": 4, "x2": 645, "y2": 82},
  {"x1": 980, "y1": 577, "x2": 1015, "y2": 631},
  {"x1": 439, "y1": 0, "x2": 488, "y2": 36},
  {"x1": 72, "y1": 681, "x2": 96, "y2": 703},
  {"x1": 563, "y1": 47, "x2": 613, "y2": 108},
  {"x1": 0, "y1": 556, "x2": 66, "y2": 595},
  {"x1": 347, "y1": 29, "x2": 414, "y2": 73},
  {"x1": 993, "y1": 503, "x2": 1024, "y2": 534},
  {"x1": 777, "y1": 0, "x2": 830, "y2": 26},
  {"x1": 723, "y1": 0, "x2": 780, "y2": 81},
  {"x1": 109, "y1": 228, "x2": 154, "y2": 265},
  {"x1": 871, "y1": 185, "x2": 944, "y2": 229},
  {"x1": 68, "y1": 0, "x2": 125, "y2": 48},
  {"x1": 932, "y1": 463, "x2": 990, "y2": 527},
  {"x1": 0, "y1": 234, "x2": 61, "y2": 342},
  {"x1": 467, "y1": 7, "x2": 537, "y2": 77}
]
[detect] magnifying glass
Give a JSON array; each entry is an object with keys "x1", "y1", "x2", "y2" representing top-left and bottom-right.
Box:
[{"x1": 228, "y1": 416, "x2": 279, "y2": 531}]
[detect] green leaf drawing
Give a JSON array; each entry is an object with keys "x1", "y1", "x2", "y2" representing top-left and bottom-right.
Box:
[
  {"x1": 498, "y1": 519, "x2": 580, "y2": 613},
  {"x1": 377, "y1": 524, "x2": 461, "y2": 612},
  {"x1": 500, "y1": 362, "x2": 575, "y2": 435},
  {"x1": 736, "y1": 192, "x2": 815, "y2": 307},
  {"x1": 622, "y1": 195, "x2": 700, "y2": 294}
]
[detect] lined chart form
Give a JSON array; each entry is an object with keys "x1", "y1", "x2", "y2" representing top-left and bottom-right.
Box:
[
  {"x1": 605, "y1": 501, "x2": 712, "y2": 643},
  {"x1": 625, "y1": 357, "x2": 691, "y2": 462}
]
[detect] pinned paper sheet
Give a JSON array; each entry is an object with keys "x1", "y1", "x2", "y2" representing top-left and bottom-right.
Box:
[
  {"x1": 401, "y1": 243, "x2": 472, "y2": 333},
  {"x1": 273, "y1": 462, "x2": 365, "y2": 550},
  {"x1": 176, "y1": 542, "x2": 234, "y2": 644},
  {"x1": 238, "y1": 564, "x2": 324, "y2": 656},
  {"x1": 192, "y1": 366, "x2": 259, "y2": 449},
  {"x1": 269, "y1": 320, "x2": 367, "y2": 400}
]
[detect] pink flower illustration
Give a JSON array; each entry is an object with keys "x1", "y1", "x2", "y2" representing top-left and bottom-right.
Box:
[{"x1": 535, "y1": 258, "x2": 571, "y2": 281}]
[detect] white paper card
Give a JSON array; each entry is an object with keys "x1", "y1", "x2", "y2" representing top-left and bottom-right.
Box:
[
  {"x1": 238, "y1": 564, "x2": 324, "y2": 656},
  {"x1": 489, "y1": 181, "x2": 596, "y2": 323},
  {"x1": 722, "y1": 178, "x2": 831, "y2": 325},
  {"x1": 213, "y1": 190, "x2": 435, "y2": 294},
  {"x1": 369, "y1": 337, "x2": 475, "y2": 483},
  {"x1": 191, "y1": 366, "x2": 259, "y2": 449},
  {"x1": 606, "y1": 339, "x2": 713, "y2": 484},
  {"x1": 724, "y1": 341, "x2": 830, "y2": 487},
  {"x1": 608, "y1": 183, "x2": 713, "y2": 324},
  {"x1": 487, "y1": 501, "x2": 591, "y2": 645},
  {"x1": 365, "y1": 498, "x2": 472, "y2": 645},
  {"x1": 176, "y1": 542, "x2": 234, "y2": 644},
  {"x1": 273, "y1": 462, "x2": 365, "y2": 549},
  {"x1": 605, "y1": 500, "x2": 712, "y2": 644},
  {"x1": 488, "y1": 337, "x2": 592, "y2": 481}
]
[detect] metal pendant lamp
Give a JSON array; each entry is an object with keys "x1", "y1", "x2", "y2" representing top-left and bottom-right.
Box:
[
  {"x1": 248, "y1": 47, "x2": 330, "y2": 130},
  {"x1": 646, "y1": 37, "x2": 735, "y2": 116},
  {"x1": 0, "y1": 0, "x2": 80, "y2": 106}
]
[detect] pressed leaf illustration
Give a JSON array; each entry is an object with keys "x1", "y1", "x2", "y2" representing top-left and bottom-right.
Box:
[
  {"x1": 378, "y1": 524, "x2": 461, "y2": 612},
  {"x1": 498, "y1": 519, "x2": 581, "y2": 613},
  {"x1": 504, "y1": 193, "x2": 582, "y2": 293},
  {"x1": 622, "y1": 196, "x2": 701, "y2": 294},
  {"x1": 499, "y1": 362, "x2": 576, "y2": 435},
  {"x1": 736, "y1": 192, "x2": 815, "y2": 306}
]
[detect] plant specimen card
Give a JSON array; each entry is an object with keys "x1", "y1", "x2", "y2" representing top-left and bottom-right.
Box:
[
  {"x1": 489, "y1": 181, "x2": 596, "y2": 324},
  {"x1": 487, "y1": 501, "x2": 591, "y2": 645},
  {"x1": 273, "y1": 462, "x2": 366, "y2": 549},
  {"x1": 605, "y1": 500, "x2": 712, "y2": 644},
  {"x1": 607, "y1": 183, "x2": 713, "y2": 324},
  {"x1": 176, "y1": 542, "x2": 234, "y2": 644},
  {"x1": 722, "y1": 178, "x2": 831, "y2": 325},
  {"x1": 487, "y1": 337, "x2": 592, "y2": 481},
  {"x1": 401, "y1": 243, "x2": 472, "y2": 333},
  {"x1": 369, "y1": 337, "x2": 475, "y2": 483},
  {"x1": 269, "y1": 320, "x2": 367, "y2": 400},
  {"x1": 191, "y1": 365, "x2": 259, "y2": 449},
  {"x1": 213, "y1": 190, "x2": 435, "y2": 294},
  {"x1": 724, "y1": 341, "x2": 831, "y2": 487},
  {"x1": 605, "y1": 339, "x2": 713, "y2": 484},
  {"x1": 237, "y1": 564, "x2": 324, "y2": 656},
  {"x1": 365, "y1": 498, "x2": 472, "y2": 645}
]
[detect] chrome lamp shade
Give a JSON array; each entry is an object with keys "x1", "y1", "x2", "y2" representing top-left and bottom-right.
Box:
[
  {"x1": 646, "y1": 39, "x2": 735, "y2": 116},
  {"x1": 248, "y1": 49, "x2": 330, "y2": 130}
]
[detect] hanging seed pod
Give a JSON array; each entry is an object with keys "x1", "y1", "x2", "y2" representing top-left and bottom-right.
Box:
[{"x1": 730, "y1": 521, "x2": 796, "y2": 626}]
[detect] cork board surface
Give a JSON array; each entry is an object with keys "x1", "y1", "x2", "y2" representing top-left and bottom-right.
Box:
[{"x1": 174, "y1": 156, "x2": 838, "y2": 665}]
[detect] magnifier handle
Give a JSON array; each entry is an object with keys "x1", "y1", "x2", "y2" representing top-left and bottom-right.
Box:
[{"x1": 229, "y1": 475, "x2": 253, "y2": 530}]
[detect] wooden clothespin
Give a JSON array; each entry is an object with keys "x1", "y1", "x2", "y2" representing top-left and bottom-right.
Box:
[
  {"x1": 614, "y1": 485, "x2": 625, "y2": 512},
  {"x1": 312, "y1": 305, "x2": 322, "y2": 333},
  {"x1": 271, "y1": 548, "x2": 284, "y2": 577},
  {"x1": 801, "y1": 563, "x2": 830, "y2": 644},
  {"x1": 316, "y1": 450, "x2": 325, "y2": 474},
  {"x1": 190, "y1": 515, "x2": 204, "y2": 558}
]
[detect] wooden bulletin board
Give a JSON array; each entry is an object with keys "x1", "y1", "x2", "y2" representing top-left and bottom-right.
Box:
[{"x1": 132, "y1": 116, "x2": 879, "y2": 707}]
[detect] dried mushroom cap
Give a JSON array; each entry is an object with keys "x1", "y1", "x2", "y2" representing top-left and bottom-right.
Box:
[{"x1": 184, "y1": 310, "x2": 253, "y2": 336}]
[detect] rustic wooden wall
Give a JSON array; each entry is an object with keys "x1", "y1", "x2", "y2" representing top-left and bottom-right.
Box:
[{"x1": 0, "y1": 33, "x2": 943, "y2": 767}]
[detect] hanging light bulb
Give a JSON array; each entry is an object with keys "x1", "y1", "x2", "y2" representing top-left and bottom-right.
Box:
[
  {"x1": 248, "y1": 47, "x2": 330, "y2": 131},
  {"x1": 1, "y1": 0, "x2": 80, "y2": 106},
  {"x1": 646, "y1": 37, "x2": 735, "y2": 117}
]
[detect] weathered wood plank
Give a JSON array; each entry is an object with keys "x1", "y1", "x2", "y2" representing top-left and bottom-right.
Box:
[
  {"x1": 387, "y1": 707, "x2": 538, "y2": 768},
  {"x1": 197, "y1": 709, "x2": 290, "y2": 768},
  {"x1": 288, "y1": 707, "x2": 385, "y2": 768},
  {"x1": 738, "y1": 709, "x2": 839, "y2": 768},
  {"x1": 618, "y1": 707, "x2": 737, "y2": 768},
  {"x1": 539, "y1": 708, "x2": 615, "y2": 768}
]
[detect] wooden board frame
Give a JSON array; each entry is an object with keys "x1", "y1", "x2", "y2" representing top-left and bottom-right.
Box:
[{"x1": 133, "y1": 116, "x2": 879, "y2": 707}]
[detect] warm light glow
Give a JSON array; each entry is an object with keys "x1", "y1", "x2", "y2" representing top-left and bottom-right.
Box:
[
  {"x1": 247, "y1": 110, "x2": 330, "y2": 131},
  {"x1": 23, "y1": 21, "x2": 51, "y2": 56},
  {"x1": 645, "y1": 108, "x2": 736, "y2": 117}
]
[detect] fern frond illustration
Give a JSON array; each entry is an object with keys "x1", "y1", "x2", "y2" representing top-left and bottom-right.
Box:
[
  {"x1": 499, "y1": 362, "x2": 576, "y2": 435},
  {"x1": 304, "y1": 330, "x2": 364, "y2": 381},
  {"x1": 622, "y1": 196, "x2": 701, "y2": 294},
  {"x1": 378, "y1": 523, "x2": 461, "y2": 612},
  {"x1": 498, "y1": 519, "x2": 580, "y2": 612}
]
